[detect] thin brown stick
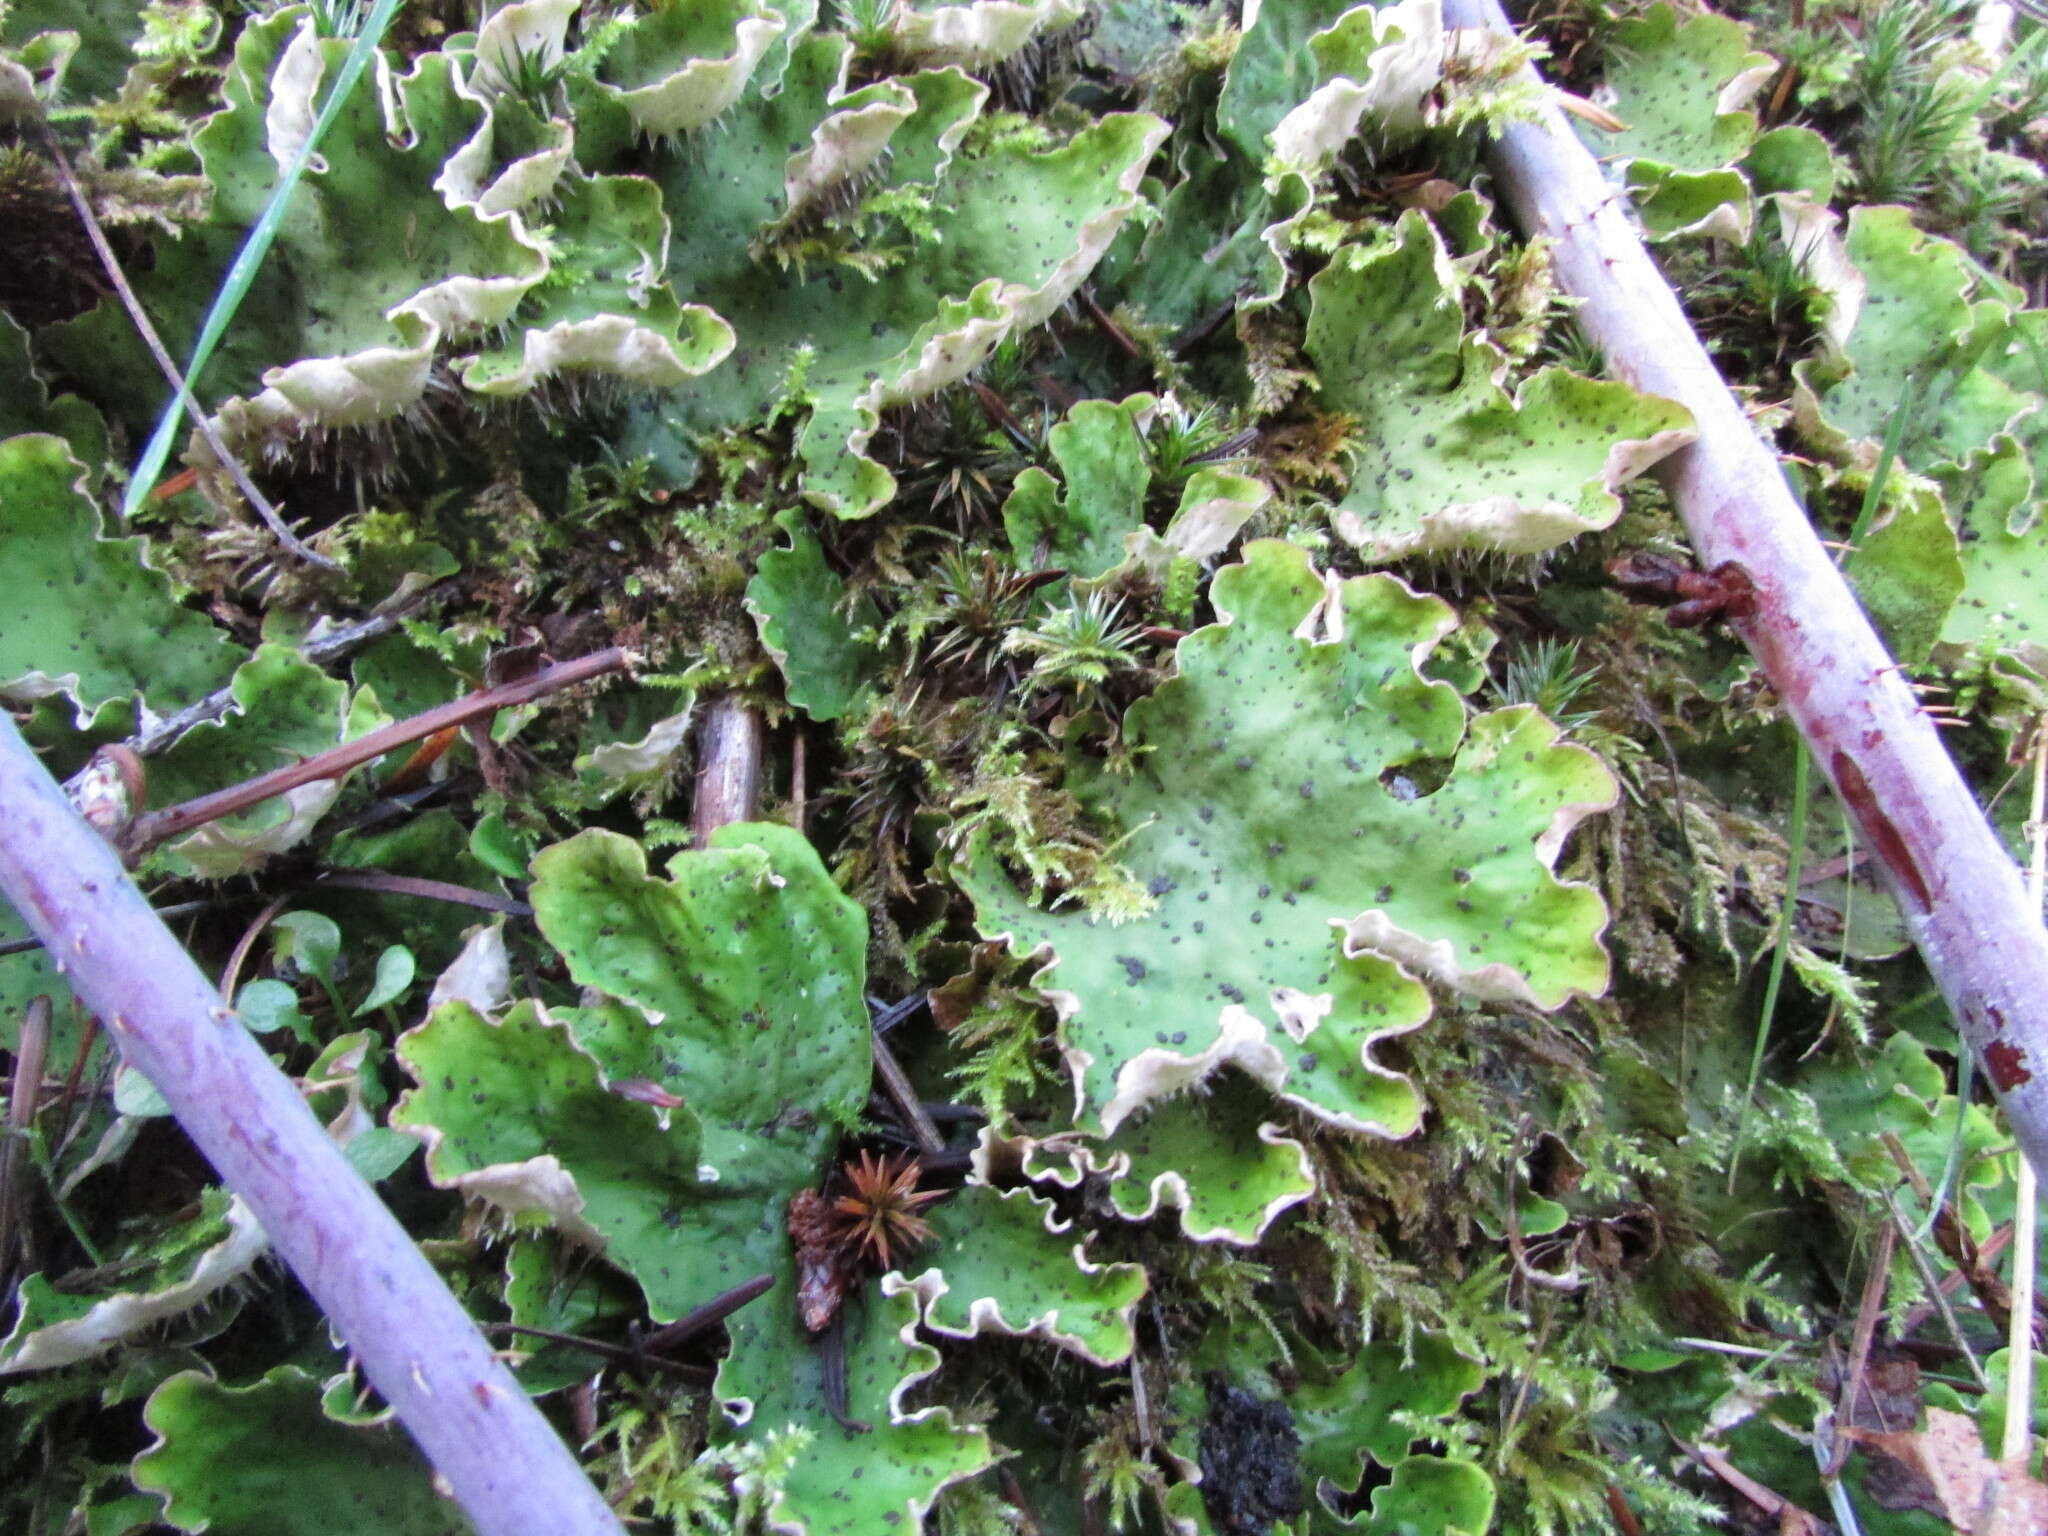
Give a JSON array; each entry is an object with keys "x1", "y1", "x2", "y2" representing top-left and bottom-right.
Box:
[
  {"x1": 484, "y1": 1269, "x2": 771, "y2": 1383},
  {"x1": 1881, "y1": 1191, "x2": 1992, "y2": 1394},
  {"x1": 690, "y1": 696, "x2": 764, "y2": 847},
  {"x1": 36, "y1": 125, "x2": 339, "y2": 572},
  {"x1": 1671, "y1": 1433, "x2": 1825, "y2": 1533},
  {"x1": 120, "y1": 647, "x2": 630, "y2": 857},
  {"x1": 49, "y1": 1014, "x2": 100, "y2": 1164},
  {"x1": 790, "y1": 725, "x2": 808, "y2": 835},
  {"x1": 1603, "y1": 1485, "x2": 1645, "y2": 1536},
  {"x1": 1930, "y1": 1207, "x2": 2044, "y2": 1348},
  {"x1": 144, "y1": 591, "x2": 450, "y2": 758},
  {"x1": 1, "y1": 996, "x2": 53, "y2": 1285},
  {"x1": 1080, "y1": 288, "x2": 1143, "y2": 360},
  {"x1": 1827, "y1": 1222, "x2": 1896, "y2": 1474},
  {"x1": 870, "y1": 1030, "x2": 945, "y2": 1159},
  {"x1": 636, "y1": 1271, "x2": 775, "y2": 1354},
  {"x1": 54, "y1": 588, "x2": 453, "y2": 817},
  {"x1": 218, "y1": 893, "x2": 293, "y2": 1007},
  {"x1": 997, "y1": 1466, "x2": 1046, "y2": 1536},
  {"x1": 311, "y1": 870, "x2": 532, "y2": 917}
]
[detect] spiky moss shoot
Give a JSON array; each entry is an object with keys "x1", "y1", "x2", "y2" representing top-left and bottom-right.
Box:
[
  {"x1": 908, "y1": 550, "x2": 1059, "y2": 692},
  {"x1": 831, "y1": 694, "x2": 977, "y2": 900},
  {"x1": 885, "y1": 383, "x2": 1043, "y2": 534},
  {"x1": 830, "y1": 1150, "x2": 945, "y2": 1271},
  {"x1": 1656, "y1": 228, "x2": 1828, "y2": 388},
  {"x1": 1003, "y1": 592, "x2": 1146, "y2": 714}
]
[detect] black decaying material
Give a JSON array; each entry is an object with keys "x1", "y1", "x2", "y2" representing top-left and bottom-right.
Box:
[{"x1": 1198, "y1": 1375, "x2": 1305, "y2": 1535}]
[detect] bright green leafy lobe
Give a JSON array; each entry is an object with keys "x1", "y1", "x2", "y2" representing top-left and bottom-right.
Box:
[
  {"x1": 0, "y1": 434, "x2": 238, "y2": 720},
  {"x1": 1844, "y1": 476, "x2": 1966, "y2": 665},
  {"x1": 0, "y1": 1190, "x2": 266, "y2": 1374},
  {"x1": 394, "y1": 998, "x2": 709, "y2": 1281},
  {"x1": 747, "y1": 508, "x2": 879, "y2": 720},
  {"x1": 1004, "y1": 396, "x2": 1153, "y2": 581},
  {"x1": 894, "y1": 1182, "x2": 1146, "y2": 1364},
  {"x1": 1796, "y1": 1031, "x2": 2007, "y2": 1234},
  {"x1": 455, "y1": 172, "x2": 734, "y2": 395},
  {"x1": 1315, "y1": 1458, "x2": 1496, "y2": 1535},
  {"x1": 1794, "y1": 206, "x2": 2030, "y2": 466},
  {"x1": 0, "y1": 318, "x2": 107, "y2": 473},
  {"x1": 45, "y1": 11, "x2": 545, "y2": 439},
  {"x1": 1293, "y1": 1335, "x2": 1484, "y2": 1486},
  {"x1": 1586, "y1": 2, "x2": 1772, "y2": 240},
  {"x1": 501, "y1": 1233, "x2": 640, "y2": 1396},
  {"x1": 1793, "y1": 210, "x2": 2048, "y2": 666},
  {"x1": 133, "y1": 1366, "x2": 469, "y2": 1535},
  {"x1": 962, "y1": 540, "x2": 1616, "y2": 1135},
  {"x1": 1112, "y1": 148, "x2": 1307, "y2": 335},
  {"x1": 763, "y1": 1287, "x2": 996, "y2": 1536},
  {"x1": 1028, "y1": 1076, "x2": 1317, "y2": 1244},
  {"x1": 395, "y1": 824, "x2": 1001, "y2": 1530},
  {"x1": 1292, "y1": 1335, "x2": 1491, "y2": 1534},
  {"x1": 607, "y1": 31, "x2": 1166, "y2": 511},
  {"x1": 579, "y1": 0, "x2": 787, "y2": 138},
  {"x1": 1216, "y1": 0, "x2": 1364, "y2": 165},
  {"x1": 886, "y1": 0, "x2": 1083, "y2": 68},
  {"x1": 528, "y1": 824, "x2": 871, "y2": 1186},
  {"x1": 1940, "y1": 447, "x2": 2048, "y2": 666},
  {"x1": 1002, "y1": 394, "x2": 1268, "y2": 585},
  {"x1": 1307, "y1": 214, "x2": 1693, "y2": 561}
]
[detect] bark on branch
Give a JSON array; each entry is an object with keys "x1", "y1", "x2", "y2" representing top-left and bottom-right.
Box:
[
  {"x1": 1441, "y1": 0, "x2": 2048, "y2": 1171},
  {"x1": 0, "y1": 714, "x2": 624, "y2": 1536}
]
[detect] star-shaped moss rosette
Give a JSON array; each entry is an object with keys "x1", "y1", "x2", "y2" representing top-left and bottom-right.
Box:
[
  {"x1": 1308, "y1": 213, "x2": 1693, "y2": 562},
  {"x1": 395, "y1": 824, "x2": 995, "y2": 1532},
  {"x1": 1578, "y1": 1, "x2": 1774, "y2": 241},
  {"x1": 960, "y1": 539, "x2": 1617, "y2": 1138}
]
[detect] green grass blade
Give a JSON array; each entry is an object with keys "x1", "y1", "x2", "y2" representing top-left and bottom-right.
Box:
[{"x1": 123, "y1": 0, "x2": 405, "y2": 521}]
